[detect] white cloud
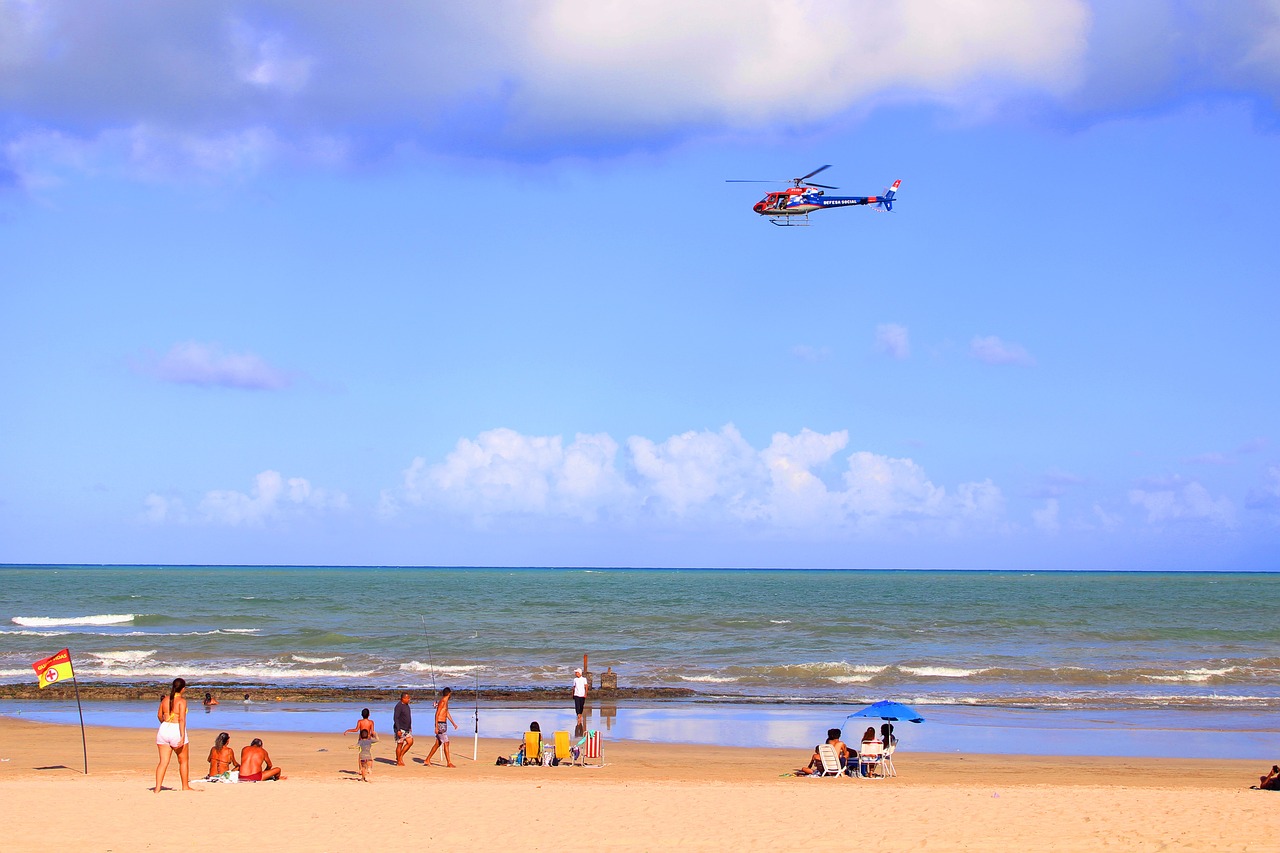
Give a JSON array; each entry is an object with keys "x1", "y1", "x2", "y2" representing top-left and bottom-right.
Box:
[
  {"x1": 135, "y1": 341, "x2": 294, "y2": 390},
  {"x1": 874, "y1": 323, "x2": 910, "y2": 359},
  {"x1": 0, "y1": 0, "x2": 1092, "y2": 177},
  {"x1": 629, "y1": 425, "x2": 764, "y2": 518},
  {"x1": 145, "y1": 470, "x2": 348, "y2": 527},
  {"x1": 395, "y1": 425, "x2": 1005, "y2": 537},
  {"x1": 1033, "y1": 498, "x2": 1061, "y2": 533},
  {"x1": 403, "y1": 428, "x2": 632, "y2": 520},
  {"x1": 1129, "y1": 478, "x2": 1235, "y2": 528},
  {"x1": 8, "y1": 2, "x2": 1280, "y2": 179},
  {"x1": 970, "y1": 335, "x2": 1036, "y2": 367}
]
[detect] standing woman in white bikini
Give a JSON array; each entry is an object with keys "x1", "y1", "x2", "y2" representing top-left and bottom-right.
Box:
[{"x1": 154, "y1": 677, "x2": 196, "y2": 792}]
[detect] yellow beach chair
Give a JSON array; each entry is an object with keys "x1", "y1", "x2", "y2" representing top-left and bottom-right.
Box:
[
  {"x1": 554, "y1": 731, "x2": 572, "y2": 764},
  {"x1": 523, "y1": 731, "x2": 543, "y2": 766}
]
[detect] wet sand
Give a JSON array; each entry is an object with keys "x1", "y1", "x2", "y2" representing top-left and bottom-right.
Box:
[{"x1": 1, "y1": 716, "x2": 1275, "y2": 851}]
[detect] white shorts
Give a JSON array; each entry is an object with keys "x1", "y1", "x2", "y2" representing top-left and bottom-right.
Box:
[{"x1": 156, "y1": 721, "x2": 188, "y2": 749}]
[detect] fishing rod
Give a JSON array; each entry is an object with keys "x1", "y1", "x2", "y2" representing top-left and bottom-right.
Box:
[
  {"x1": 472, "y1": 633, "x2": 480, "y2": 762},
  {"x1": 419, "y1": 616, "x2": 438, "y2": 699}
]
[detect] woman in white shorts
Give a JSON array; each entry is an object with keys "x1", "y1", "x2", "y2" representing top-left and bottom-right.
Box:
[{"x1": 154, "y1": 677, "x2": 195, "y2": 792}]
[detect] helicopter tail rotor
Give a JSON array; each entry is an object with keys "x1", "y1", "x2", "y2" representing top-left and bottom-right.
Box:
[{"x1": 874, "y1": 179, "x2": 901, "y2": 211}]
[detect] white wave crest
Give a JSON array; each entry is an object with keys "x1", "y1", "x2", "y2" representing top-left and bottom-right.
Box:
[
  {"x1": 829, "y1": 675, "x2": 876, "y2": 684},
  {"x1": 221, "y1": 628, "x2": 260, "y2": 634},
  {"x1": 88, "y1": 650, "x2": 156, "y2": 665},
  {"x1": 434, "y1": 664, "x2": 484, "y2": 675},
  {"x1": 898, "y1": 666, "x2": 983, "y2": 678},
  {"x1": 290, "y1": 655, "x2": 343, "y2": 664},
  {"x1": 1142, "y1": 668, "x2": 1236, "y2": 683},
  {"x1": 399, "y1": 661, "x2": 434, "y2": 672},
  {"x1": 12, "y1": 614, "x2": 136, "y2": 627},
  {"x1": 67, "y1": 664, "x2": 380, "y2": 681},
  {"x1": 398, "y1": 662, "x2": 483, "y2": 675},
  {"x1": 769, "y1": 619, "x2": 792, "y2": 624},
  {"x1": 678, "y1": 675, "x2": 739, "y2": 683}
]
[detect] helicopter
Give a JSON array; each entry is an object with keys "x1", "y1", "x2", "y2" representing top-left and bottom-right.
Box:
[{"x1": 726, "y1": 166, "x2": 900, "y2": 226}]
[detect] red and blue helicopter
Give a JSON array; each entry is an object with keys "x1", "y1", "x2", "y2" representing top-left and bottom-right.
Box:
[{"x1": 727, "y1": 165, "x2": 900, "y2": 226}]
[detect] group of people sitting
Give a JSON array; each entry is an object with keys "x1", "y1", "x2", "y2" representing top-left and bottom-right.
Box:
[
  {"x1": 495, "y1": 721, "x2": 586, "y2": 766},
  {"x1": 796, "y1": 723, "x2": 897, "y2": 776},
  {"x1": 206, "y1": 731, "x2": 284, "y2": 782}
]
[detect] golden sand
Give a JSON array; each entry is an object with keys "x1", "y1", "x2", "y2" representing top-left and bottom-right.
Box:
[{"x1": 1, "y1": 717, "x2": 1275, "y2": 851}]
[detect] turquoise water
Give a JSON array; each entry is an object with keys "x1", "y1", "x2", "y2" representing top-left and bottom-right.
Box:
[{"x1": 2, "y1": 566, "x2": 1278, "y2": 713}]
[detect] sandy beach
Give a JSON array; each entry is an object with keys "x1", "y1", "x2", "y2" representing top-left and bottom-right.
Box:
[{"x1": 2, "y1": 716, "x2": 1275, "y2": 852}]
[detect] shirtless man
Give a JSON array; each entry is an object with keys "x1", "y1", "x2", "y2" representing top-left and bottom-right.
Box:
[
  {"x1": 423, "y1": 687, "x2": 459, "y2": 768},
  {"x1": 393, "y1": 693, "x2": 413, "y2": 766},
  {"x1": 239, "y1": 738, "x2": 283, "y2": 781}
]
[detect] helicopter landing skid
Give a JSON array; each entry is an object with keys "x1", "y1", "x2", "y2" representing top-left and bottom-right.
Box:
[{"x1": 768, "y1": 214, "x2": 810, "y2": 227}]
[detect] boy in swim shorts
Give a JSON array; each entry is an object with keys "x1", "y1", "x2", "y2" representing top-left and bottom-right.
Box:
[{"x1": 423, "y1": 687, "x2": 459, "y2": 768}]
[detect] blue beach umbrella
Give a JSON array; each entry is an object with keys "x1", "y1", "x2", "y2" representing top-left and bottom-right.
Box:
[{"x1": 845, "y1": 700, "x2": 925, "y2": 724}]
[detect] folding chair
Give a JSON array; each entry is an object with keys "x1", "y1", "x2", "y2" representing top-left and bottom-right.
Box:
[
  {"x1": 553, "y1": 731, "x2": 572, "y2": 765},
  {"x1": 580, "y1": 729, "x2": 605, "y2": 766},
  {"x1": 856, "y1": 742, "x2": 885, "y2": 778},
  {"x1": 816, "y1": 743, "x2": 844, "y2": 777},
  {"x1": 523, "y1": 731, "x2": 544, "y2": 766}
]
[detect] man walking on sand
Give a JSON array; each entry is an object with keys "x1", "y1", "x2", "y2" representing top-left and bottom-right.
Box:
[
  {"x1": 393, "y1": 692, "x2": 413, "y2": 766},
  {"x1": 572, "y1": 667, "x2": 589, "y2": 733},
  {"x1": 424, "y1": 687, "x2": 459, "y2": 767}
]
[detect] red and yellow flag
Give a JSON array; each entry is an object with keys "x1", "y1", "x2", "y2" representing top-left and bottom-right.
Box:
[{"x1": 33, "y1": 648, "x2": 74, "y2": 689}]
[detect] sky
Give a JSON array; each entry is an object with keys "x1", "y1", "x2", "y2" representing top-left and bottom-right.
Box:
[{"x1": 2, "y1": 0, "x2": 1279, "y2": 570}]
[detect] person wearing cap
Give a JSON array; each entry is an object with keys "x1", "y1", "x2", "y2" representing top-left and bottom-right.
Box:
[{"x1": 571, "y1": 667, "x2": 589, "y2": 732}]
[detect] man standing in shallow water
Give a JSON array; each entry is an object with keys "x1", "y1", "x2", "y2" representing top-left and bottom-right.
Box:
[
  {"x1": 393, "y1": 693, "x2": 413, "y2": 766},
  {"x1": 424, "y1": 687, "x2": 459, "y2": 768}
]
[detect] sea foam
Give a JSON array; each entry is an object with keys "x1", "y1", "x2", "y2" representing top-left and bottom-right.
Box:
[{"x1": 11, "y1": 614, "x2": 136, "y2": 627}]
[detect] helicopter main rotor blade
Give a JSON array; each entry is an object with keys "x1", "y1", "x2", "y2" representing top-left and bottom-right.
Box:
[
  {"x1": 725, "y1": 179, "x2": 788, "y2": 183},
  {"x1": 798, "y1": 164, "x2": 832, "y2": 182}
]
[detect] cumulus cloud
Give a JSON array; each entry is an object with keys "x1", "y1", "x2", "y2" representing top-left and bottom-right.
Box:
[
  {"x1": 2, "y1": 1, "x2": 1093, "y2": 179},
  {"x1": 1128, "y1": 477, "x2": 1235, "y2": 528},
  {"x1": 970, "y1": 335, "x2": 1036, "y2": 367},
  {"x1": 402, "y1": 428, "x2": 633, "y2": 520},
  {"x1": 144, "y1": 470, "x2": 348, "y2": 526},
  {"x1": 395, "y1": 424, "x2": 1005, "y2": 536},
  {"x1": 874, "y1": 323, "x2": 910, "y2": 360},
  {"x1": 6, "y1": 1, "x2": 1280, "y2": 183},
  {"x1": 134, "y1": 341, "x2": 294, "y2": 390}
]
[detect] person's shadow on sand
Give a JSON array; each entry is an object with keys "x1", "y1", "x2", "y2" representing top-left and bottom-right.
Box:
[{"x1": 373, "y1": 757, "x2": 397, "y2": 766}]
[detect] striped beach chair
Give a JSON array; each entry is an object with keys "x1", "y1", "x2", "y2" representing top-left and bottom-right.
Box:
[{"x1": 571, "y1": 729, "x2": 605, "y2": 766}]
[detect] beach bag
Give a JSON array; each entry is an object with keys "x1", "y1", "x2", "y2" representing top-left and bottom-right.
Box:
[{"x1": 496, "y1": 756, "x2": 510, "y2": 765}]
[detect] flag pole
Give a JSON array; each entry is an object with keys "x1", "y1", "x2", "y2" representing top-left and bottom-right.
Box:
[{"x1": 70, "y1": 653, "x2": 88, "y2": 775}]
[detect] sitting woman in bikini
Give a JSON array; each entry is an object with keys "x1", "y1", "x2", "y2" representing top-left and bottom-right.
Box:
[{"x1": 206, "y1": 732, "x2": 239, "y2": 779}]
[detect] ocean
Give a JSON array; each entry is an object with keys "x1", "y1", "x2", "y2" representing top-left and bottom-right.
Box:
[{"x1": 3, "y1": 566, "x2": 1278, "y2": 758}]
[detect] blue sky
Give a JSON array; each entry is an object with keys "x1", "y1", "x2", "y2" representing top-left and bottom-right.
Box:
[{"x1": 2, "y1": 1, "x2": 1279, "y2": 569}]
